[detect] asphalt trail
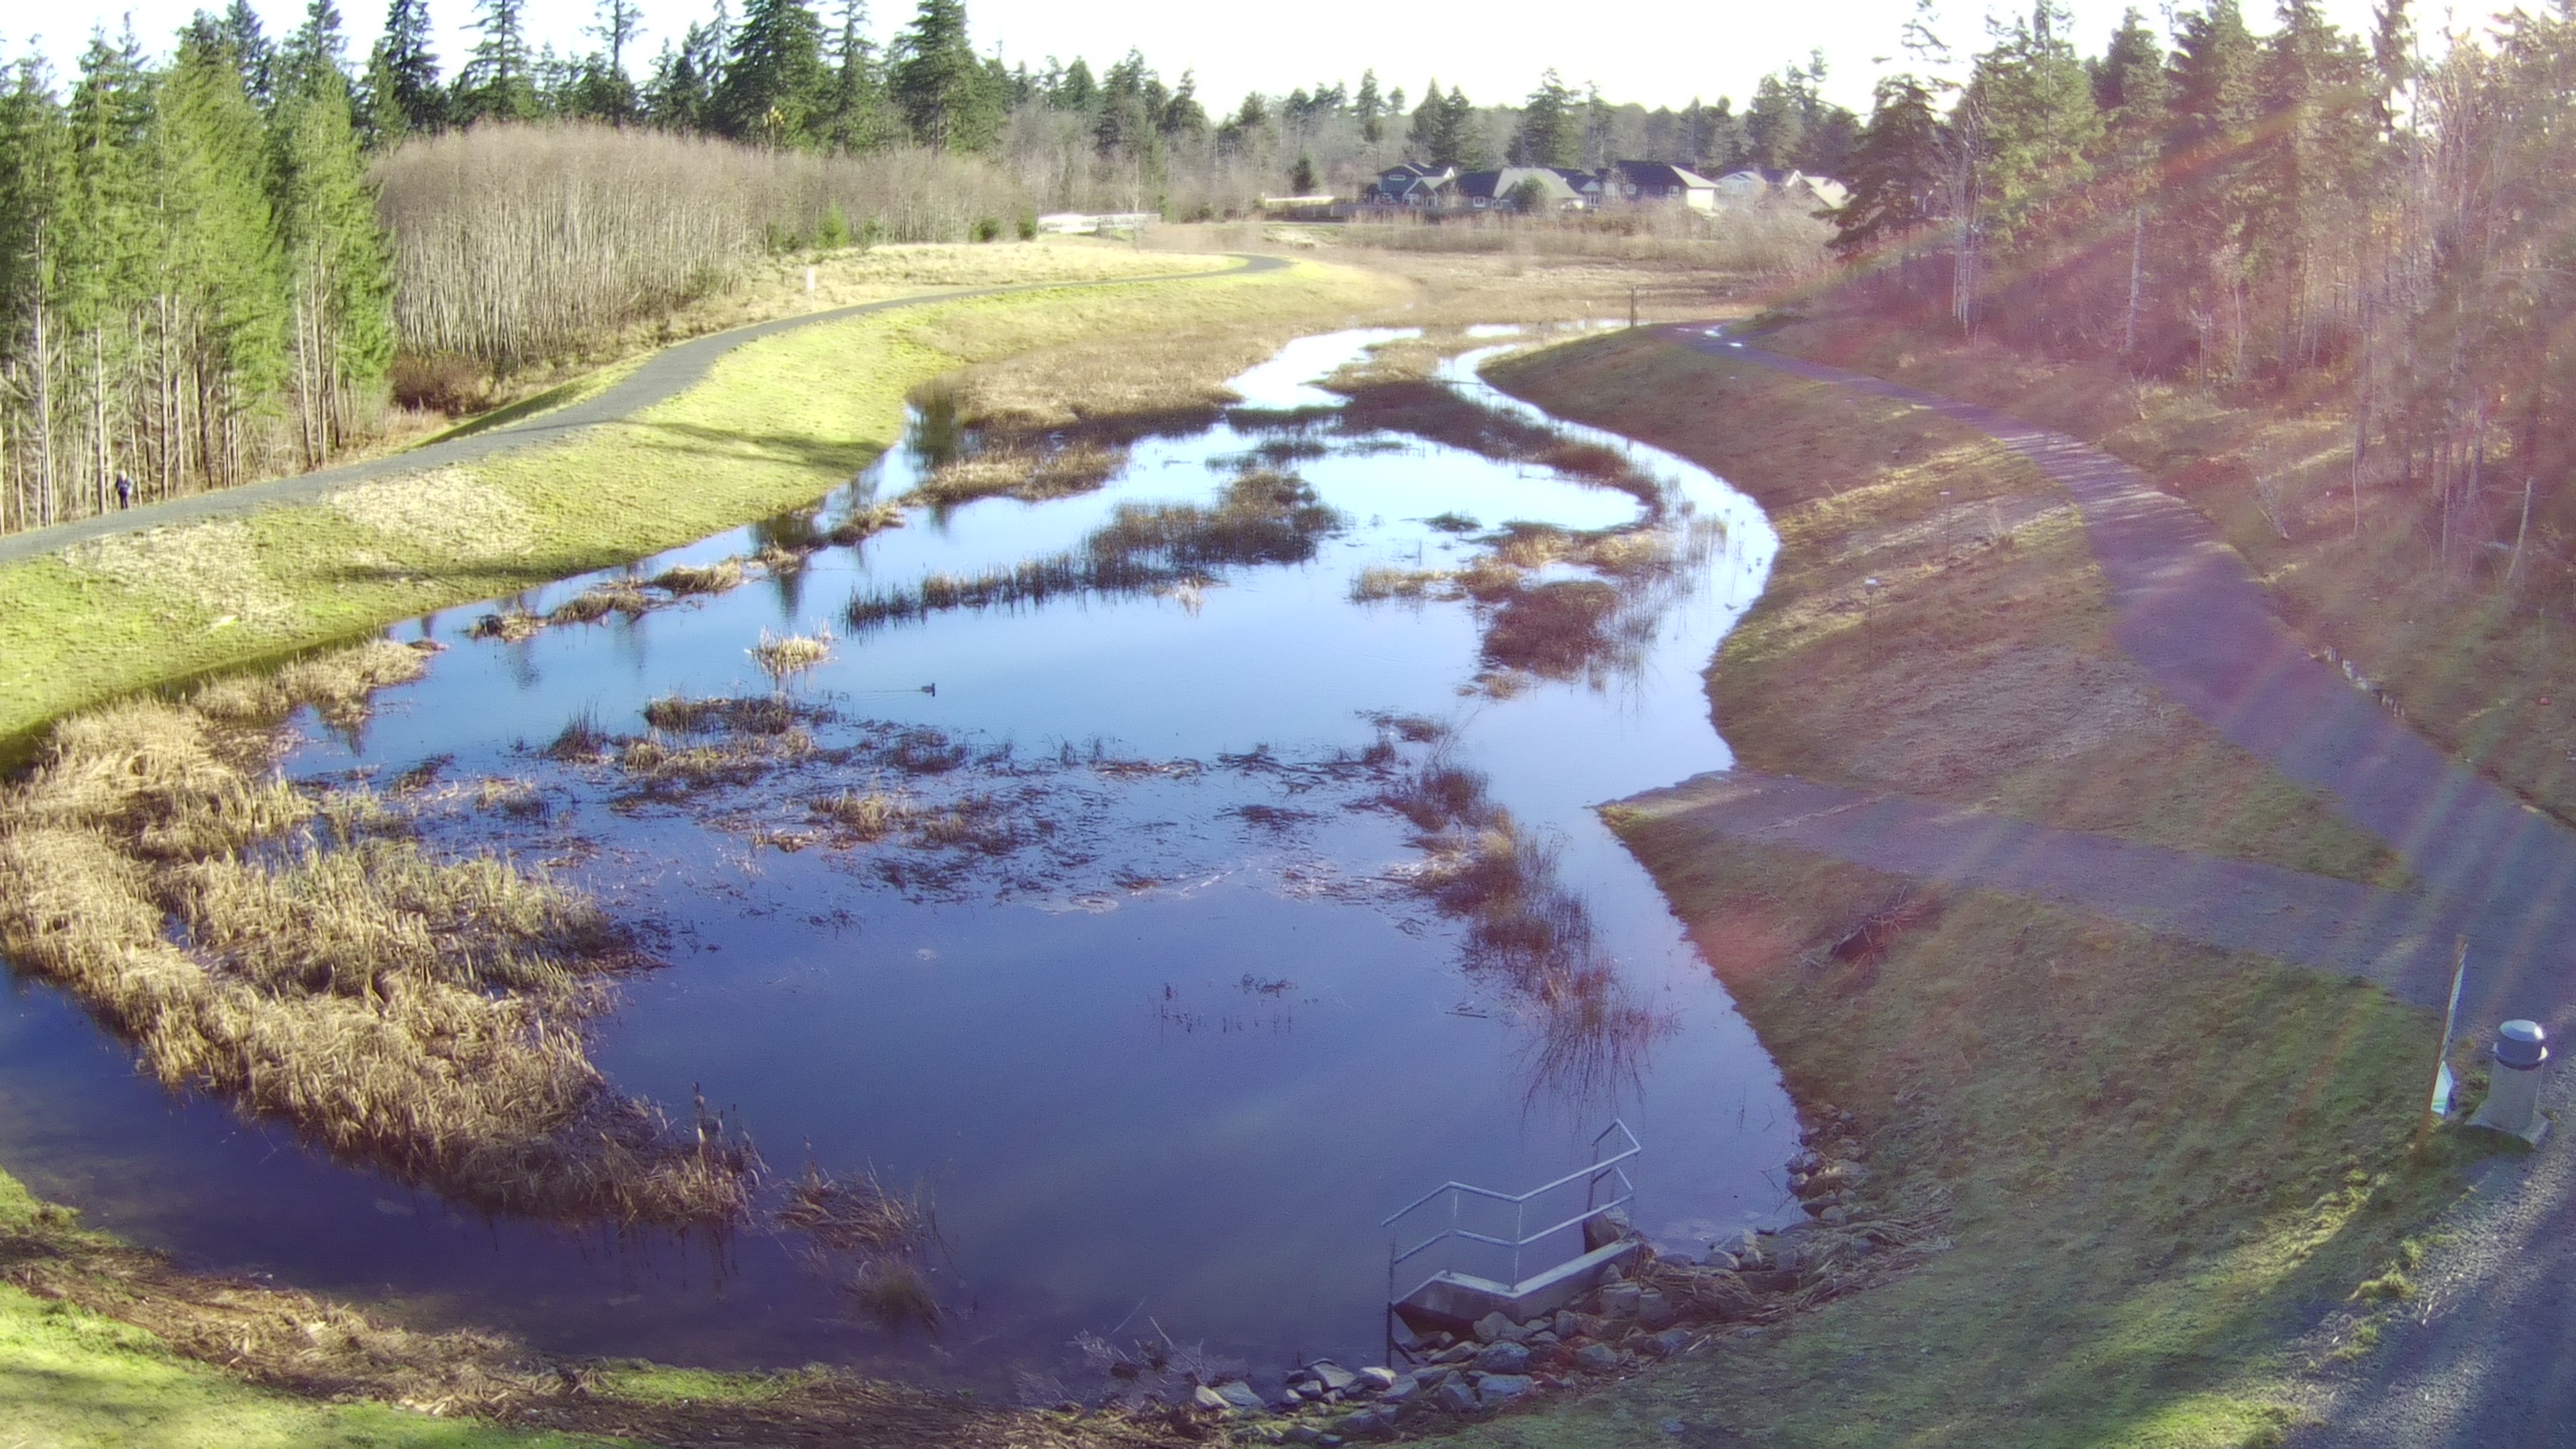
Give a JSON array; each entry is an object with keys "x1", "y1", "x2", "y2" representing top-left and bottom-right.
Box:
[
  {"x1": 0, "y1": 254, "x2": 1284, "y2": 570},
  {"x1": 1661, "y1": 327, "x2": 2576, "y2": 1446}
]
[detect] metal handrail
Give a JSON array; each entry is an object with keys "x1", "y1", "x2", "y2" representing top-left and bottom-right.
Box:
[{"x1": 1383, "y1": 1121, "x2": 1641, "y2": 1299}]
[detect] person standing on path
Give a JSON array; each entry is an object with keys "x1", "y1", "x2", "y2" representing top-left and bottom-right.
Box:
[{"x1": 114, "y1": 471, "x2": 133, "y2": 510}]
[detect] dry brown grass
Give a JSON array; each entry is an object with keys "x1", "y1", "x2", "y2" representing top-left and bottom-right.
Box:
[
  {"x1": 910, "y1": 442, "x2": 1129, "y2": 505},
  {"x1": 810, "y1": 788, "x2": 912, "y2": 841},
  {"x1": 0, "y1": 643, "x2": 756, "y2": 1226},
  {"x1": 749, "y1": 628, "x2": 834, "y2": 687},
  {"x1": 651, "y1": 557, "x2": 747, "y2": 596}
]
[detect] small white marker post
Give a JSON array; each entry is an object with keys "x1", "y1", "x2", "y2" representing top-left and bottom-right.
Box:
[{"x1": 2430, "y1": 938, "x2": 2469, "y2": 1118}]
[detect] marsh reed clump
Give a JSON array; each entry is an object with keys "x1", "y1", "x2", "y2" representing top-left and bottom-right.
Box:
[
  {"x1": 809, "y1": 789, "x2": 910, "y2": 841},
  {"x1": 749, "y1": 629, "x2": 835, "y2": 688},
  {"x1": 909, "y1": 442, "x2": 1128, "y2": 506},
  {"x1": 843, "y1": 468, "x2": 1345, "y2": 632},
  {"x1": 651, "y1": 559, "x2": 747, "y2": 597},
  {"x1": 780, "y1": 1163, "x2": 930, "y2": 1253},
  {"x1": 0, "y1": 644, "x2": 759, "y2": 1227},
  {"x1": 643, "y1": 694, "x2": 818, "y2": 735},
  {"x1": 547, "y1": 578, "x2": 651, "y2": 625}
]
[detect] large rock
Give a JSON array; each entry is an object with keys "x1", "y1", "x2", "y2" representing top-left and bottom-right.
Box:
[
  {"x1": 1575, "y1": 1342, "x2": 1619, "y2": 1372},
  {"x1": 1435, "y1": 1379, "x2": 1480, "y2": 1414},
  {"x1": 1310, "y1": 1362, "x2": 1358, "y2": 1393},
  {"x1": 1379, "y1": 1375, "x2": 1419, "y2": 1407},
  {"x1": 1357, "y1": 1366, "x2": 1397, "y2": 1391},
  {"x1": 1193, "y1": 1385, "x2": 1234, "y2": 1413},
  {"x1": 1599, "y1": 1282, "x2": 1643, "y2": 1319},
  {"x1": 1584, "y1": 1207, "x2": 1635, "y2": 1251},
  {"x1": 1637, "y1": 1290, "x2": 1675, "y2": 1330},
  {"x1": 1477, "y1": 1374, "x2": 1536, "y2": 1406},
  {"x1": 1218, "y1": 1382, "x2": 1267, "y2": 1411},
  {"x1": 1341, "y1": 1408, "x2": 1397, "y2": 1439},
  {"x1": 1474, "y1": 1342, "x2": 1532, "y2": 1375},
  {"x1": 1641, "y1": 1328, "x2": 1693, "y2": 1358},
  {"x1": 1472, "y1": 1311, "x2": 1525, "y2": 1344}
]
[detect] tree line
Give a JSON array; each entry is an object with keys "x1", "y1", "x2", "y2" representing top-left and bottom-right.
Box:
[
  {"x1": 0, "y1": 1, "x2": 388, "y2": 530},
  {"x1": 352, "y1": 0, "x2": 1860, "y2": 206},
  {"x1": 0, "y1": 0, "x2": 1863, "y2": 538},
  {"x1": 1823, "y1": 0, "x2": 2576, "y2": 582}
]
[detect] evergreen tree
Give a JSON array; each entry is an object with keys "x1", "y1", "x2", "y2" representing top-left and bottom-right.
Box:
[
  {"x1": 818, "y1": 0, "x2": 888, "y2": 151},
  {"x1": 570, "y1": 0, "x2": 643, "y2": 123},
  {"x1": 1966, "y1": 0, "x2": 2101, "y2": 247},
  {"x1": 644, "y1": 7, "x2": 728, "y2": 131},
  {"x1": 1094, "y1": 49, "x2": 1158, "y2": 160},
  {"x1": 1159, "y1": 71, "x2": 1205, "y2": 140},
  {"x1": 712, "y1": 0, "x2": 827, "y2": 144},
  {"x1": 1405, "y1": 80, "x2": 1443, "y2": 162},
  {"x1": 457, "y1": 0, "x2": 539, "y2": 123},
  {"x1": 60, "y1": 25, "x2": 156, "y2": 513},
  {"x1": 152, "y1": 30, "x2": 288, "y2": 486},
  {"x1": 1354, "y1": 69, "x2": 1383, "y2": 144},
  {"x1": 1054, "y1": 57, "x2": 1093, "y2": 110},
  {"x1": 1746, "y1": 71, "x2": 1805, "y2": 169},
  {"x1": 1513, "y1": 70, "x2": 1577, "y2": 168},
  {"x1": 221, "y1": 0, "x2": 277, "y2": 105},
  {"x1": 272, "y1": 29, "x2": 395, "y2": 464},
  {"x1": 363, "y1": 0, "x2": 445, "y2": 141},
  {"x1": 1831, "y1": 74, "x2": 1946, "y2": 253},
  {"x1": 278, "y1": 0, "x2": 352, "y2": 95},
  {"x1": 890, "y1": 0, "x2": 995, "y2": 150},
  {"x1": 0, "y1": 57, "x2": 71, "y2": 523}
]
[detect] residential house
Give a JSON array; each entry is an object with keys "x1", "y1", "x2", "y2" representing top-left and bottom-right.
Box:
[
  {"x1": 1366, "y1": 162, "x2": 1456, "y2": 207},
  {"x1": 1713, "y1": 168, "x2": 1851, "y2": 212},
  {"x1": 1450, "y1": 166, "x2": 1585, "y2": 211},
  {"x1": 1599, "y1": 160, "x2": 1721, "y2": 211}
]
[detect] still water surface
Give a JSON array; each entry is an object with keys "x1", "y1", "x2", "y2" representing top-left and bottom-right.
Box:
[{"x1": 0, "y1": 329, "x2": 1794, "y2": 1388}]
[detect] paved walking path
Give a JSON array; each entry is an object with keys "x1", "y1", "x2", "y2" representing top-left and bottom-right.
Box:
[
  {"x1": 1622, "y1": 769, "x2": 2475, "y2": 989},
  {"x1": 0, "y1": 256, "x2": 1283, "y2": 570},
  {"x1": 1681, "y1": 327, "x2": 2576, "y2": 1029},
  {"x1": 1662, "y1": 327, "x2": 2576, "y2": 1446}
]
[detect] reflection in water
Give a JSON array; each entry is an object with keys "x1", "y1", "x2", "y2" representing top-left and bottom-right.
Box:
[{"x1": 0, "y1": 326, "x2": 1797, "y2": 1387}]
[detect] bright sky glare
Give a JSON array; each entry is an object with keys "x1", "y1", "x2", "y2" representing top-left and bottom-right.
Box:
[{"x1": 19, "y1": 0, "x2": 2418, "y2": 115}]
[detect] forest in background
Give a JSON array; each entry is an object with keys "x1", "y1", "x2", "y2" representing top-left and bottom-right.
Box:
[
  {"x1": 0, "y1": 0, "x2": 1856, "y2": 537},
  {"x1": 1823, "y1": 0, "x2": 2576, "y2": 587}
]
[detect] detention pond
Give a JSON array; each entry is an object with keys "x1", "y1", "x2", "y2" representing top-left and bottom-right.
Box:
[{"x1": 0, "y1": 329, "x2": 1796, "y2": 1393}]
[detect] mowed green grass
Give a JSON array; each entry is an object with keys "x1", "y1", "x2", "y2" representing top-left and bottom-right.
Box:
[
  {"x1": 1422, "y1": 825, "x2": 2484, "y2": 1449},
  {"x1": 0, "y1": 1171, "x2": 615, "y2": 1449},
  {"x1": 0, "y1": 256, "x2": 1401, "y2": 755}
]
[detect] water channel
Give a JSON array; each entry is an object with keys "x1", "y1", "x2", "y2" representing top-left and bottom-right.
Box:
[{"x1": 0, "y1": 328, "x2": 1794, "y2": 1392}]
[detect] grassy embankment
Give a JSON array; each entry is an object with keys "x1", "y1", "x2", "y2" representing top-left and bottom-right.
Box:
[
  {"x1": 1406, "y1": 331, "x2": 2493, "y2": 1447},
  {"x1": 1748, "y1": 305, "x2": 2576, "y2": 835},
  {"x1": 0, "y1": 1156, "x2": 1175, "y2": 1449},
  {"x1": 1490, "y1": 333, "x2": 2395, "y2": 882},
  {"x1": 0, "y1": 252, "x2": 1403, "y2": 754}
]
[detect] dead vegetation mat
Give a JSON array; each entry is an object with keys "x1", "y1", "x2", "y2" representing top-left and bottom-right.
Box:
[{"x1": 0, "y1": 640, "x2": 755, "y2": 1226}]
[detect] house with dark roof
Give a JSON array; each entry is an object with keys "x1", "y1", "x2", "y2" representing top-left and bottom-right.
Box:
[
  {"x1": 1451, "y1": 167, "x2": 1585, "y2": 211},
  {"x1": 1600, "y1": 160, "x2": 1721, "y2": 211},
  {"x1": 1366, "y1": 162, "x2": 1455, "y2": 206}
]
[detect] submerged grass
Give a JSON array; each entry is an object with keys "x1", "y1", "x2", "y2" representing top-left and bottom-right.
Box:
[
  {"x1": 845, "y1": 468, "x2": 1343, "y2": 631},
  {"x1": 0, "y1": 642, "x2": 757, "y2": 1226}
]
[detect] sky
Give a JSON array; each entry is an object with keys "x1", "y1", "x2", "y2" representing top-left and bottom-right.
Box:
[{"x1": 18, "y1": 0, "x2": 2429, "y2": 115}]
